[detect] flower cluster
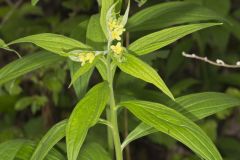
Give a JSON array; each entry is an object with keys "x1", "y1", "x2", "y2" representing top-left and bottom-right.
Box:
[
  {"x1": 110, "y1": 42, "x2": 123, "y2": 55},
  {"x1": 78, "y1": 52, "x2": 95, "y2": 66},
  {"x1": 108, "y1": 19, "x2": 126, "y2": 41},
  {"x1": 108, "y1": 18, "x2": 125, "y2": 60}
]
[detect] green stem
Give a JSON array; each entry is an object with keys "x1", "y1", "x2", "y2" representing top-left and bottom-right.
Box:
[
  {"x1": 106, "y1": 108, "x2": 114, "y2": 158},
  {"x1": 106, "y1": 55, "x2": 123, "y2": 160}
]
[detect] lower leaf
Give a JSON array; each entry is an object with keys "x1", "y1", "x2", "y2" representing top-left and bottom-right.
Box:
[
  {"x1": 30, "y1": 120, "x2": 67, "y2": 160},
  {"x1": 121, "y1": 100, "x2": 222, "y2": 160},
  {"x1": 66, "y1": 82, "x2": 110, "y2": 160}
]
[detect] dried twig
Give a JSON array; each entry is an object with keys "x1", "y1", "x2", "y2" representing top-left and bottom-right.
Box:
[{"x1": 182, "y1": 52, "x2": 240, "y2": 69}]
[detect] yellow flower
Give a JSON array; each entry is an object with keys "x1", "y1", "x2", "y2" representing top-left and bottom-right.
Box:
[
  {"x1": 78, "y1": 52, "x2": 95, "y2": 66},
  {"x1": 111, "y1": 30, "x2": 122, "y2": 40},
  {"x1": 117, "y1": 24, "x2": 125, "y2": 32},
  {"x1": 108, "y1": 19, "x2": 118, "y2": 31},
  {"x1": 79, "y1": 54, "x2": 86, "y2": 66},
  {"x1": 85, "y1": 52, "x2": 95, "y2": 63},
  {"x1": 108, "y1": 18, "x2": 126, "y2": 40},
  {"x1": 111, "y1": 42, "x2": 123, "y2": 55}
]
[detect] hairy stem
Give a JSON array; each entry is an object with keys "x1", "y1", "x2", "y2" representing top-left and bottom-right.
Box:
[
  {"x1": 106, "y1": 108, "x2": 114, "y2": 158},
  {"x1": 106, "y1": 55, "x2": 123, "y2": 160}
]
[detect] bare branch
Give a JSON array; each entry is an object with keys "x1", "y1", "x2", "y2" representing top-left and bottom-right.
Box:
[{"x1": 182, "y1": 52, "x2": 240, "y2": 69}]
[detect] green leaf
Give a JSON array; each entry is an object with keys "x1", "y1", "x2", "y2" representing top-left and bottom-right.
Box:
[
  {"x1": 122, "y1": 92, "x2": 240, "y2": 149},
  {"x1": 78, "y1": 143, "x2": 111, "y2": 160},
  {"x1": 31, "y1": 0, "x2": 39, "y2": 6},
  {"x1": 170, "y1": 92, "x2": 240, "y2": 121},
  {"x1": 15, "y1": 141, "x2": 39, "y2": 160},
  {"x1": 8, "y1": 33, "x2": 90, "y2": 56},
  {"x1": 121, "y1": 122, "x2": 155, "y2": 149},
  {"x1": 128, "y1": 23, "x2": 221, "y2": 55},
  {"x1": 68, "y1": 14, "x2": 107, "y2": 95},
  {"x1": 69, "y1": 58, "x2": 98, "y2": 88},
  {"x1": 15, "y1": 140, "x2": 65, "y2": 160},
  {"x1": 100, "y1": 0, "x2": 114, "y2": 37},
  {"x1": 117, "y1": 53, "x2": 174, "y2": 100},
  {"x1": 0, "y1": 139, "x2": 25, "y2": 160},
  {"x1": 121, "y1": 0, "x2": 130, "y2": 27},
  {"x1": 66, "y1": 82, "x2": 110, "y2": 160},
  {"x1": 70, "y1": 17, "x2": 90, "y2": 44},
  {"x1": 96, "y1": 58, "x2": 108, "y2": 80},
  {"x1": 68, "y1": 61, "x2": 93, "y2": 98},
  {"x1": 70, "y1": 14, "x2": 107, "y2": 96},
  {"x1": 0, "y1": 139, "x2": 65, "y2": 160},
  {"x1": 86, "y1": 14, "x2": 107, "y2": 50},
  {"x1": 0, "y1": 39, "x2": 20, "y2": 57},
  {"x1": 202, "y1": 0, "x2": 230, "y2": 16},
  {"x1": 121, "y1": 100, "x2": 222, "y2": 160},
  {"x1": 0, "y1": 52, "x2": 64, "y2": 85},
  {"x1": 68, "y1": 16, "x2": 91, "y2": 99},
  {"x1": 15, "y1": 96, "x2": 48, "y2": 111},
  {"x1": 30, "y1": 120, "x2": 67, "y2": 160},
  {"x1": 127, "y1": 1, "x2": 225, "y2": 32}
]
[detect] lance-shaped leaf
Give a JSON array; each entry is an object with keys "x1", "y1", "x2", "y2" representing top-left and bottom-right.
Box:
[
  {"x1": 68, "y1": 61, "x2": 94, "y2": 98},
  {"x1": 8, "y1": 33, "x2": 90, "y2": 56},
  {"x1": 121, "y1": 0, "x2": 130, "y2": 27},
  {"x1": 66, "y1": 82, "x2": 110, "y2": 160},
  {"x1": 68, "y1": 14, "x2": 105, "y2": 98},
  {"x1": 69, "y1": 57, "x2": 99, "y2": 88},
  {"x1": 121, "y1": 122, "x2": 155, "y2": 150},
  {"x1": 128, "y1": 23, "x2": 221, "y2": 55},
  {"x1": 100, "y1": 0, "x2": 115, "y2": 37},
  {"x1": 0, "y1": 39, "x2": 21, "y2": 57},
  {"x1": 0, "y1": 52, "x2": 64, "y2": 85},
  {"x1": 30, "y1": 120, "x2": 67, "y2": 160},
  {"x1": 127, "y1": 1, "x2": 225, "y2": 32},
  {"x1": 96, "y1": 58, "x2": 108, "y2": 80},
  {"x1": 169, "y1": 92, "x2": 240, "y2": 121},
  {"x1": 16, "y1": 140, "x2": 65, "y2": 160},
  {"x1": 69, "y1": 14, "x2": 107, "y2": 94},
  {"x1": 117, "y1": 53, "x2": 174, "y2": 100},
  {"x1": 121, "y1": 100, "x2": 222, "y2": 160},
  {"x1": 0, "y1": 140, "x2": 64, "y2": 160},
  {"x1": 87, "y1": 14, "x2": 107, "y2": 50},
  {"x1": 122, "y1": 92, "x2": 240, "y2": 150},
  {"x1": 78, "y1": 143, "x2": 111, "y2": 160},
  {"x1": 0, "y1": 139, "x2": 25, "y2": 160}
]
